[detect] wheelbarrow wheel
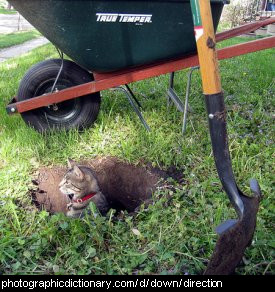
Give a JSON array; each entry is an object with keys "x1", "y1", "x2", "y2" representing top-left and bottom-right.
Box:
[{"x1": 17, "y1": 59, "x2": 101, "y2": 132}]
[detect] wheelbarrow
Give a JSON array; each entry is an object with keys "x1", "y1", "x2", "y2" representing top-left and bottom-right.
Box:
[{"x1": 6, "y1": 0, "x2": 275, "y2": 274}]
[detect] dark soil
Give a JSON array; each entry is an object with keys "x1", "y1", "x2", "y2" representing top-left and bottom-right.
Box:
[{"x1": 30, "y1": 156, "x2": 185, "y2": 215}]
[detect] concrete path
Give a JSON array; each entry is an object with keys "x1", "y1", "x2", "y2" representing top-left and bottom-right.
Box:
[
  {"x1": 0, "y1": 13, "x2": 33, "y2": 33},
  {"x1": 0, "y1": 37, "x2": 49, "y2": 63},
  {"x1": 0, "y1": 12, "x2": 49, "y2": 62}
]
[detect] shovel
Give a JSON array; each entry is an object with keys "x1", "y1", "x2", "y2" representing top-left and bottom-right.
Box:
[{"x1": 190, "y1": 0, "x2": 262, "y2": 275}]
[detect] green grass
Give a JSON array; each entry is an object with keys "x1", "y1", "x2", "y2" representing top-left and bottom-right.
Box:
[
  {"x1": 0, "y1": 37, "x2": 274, "y2": 275},
  {"x1": 0, "y1": 31, "x2": 41, "y2": 50},
  {"x1": 0, "y1": 7, "x2": 16, "y2": 15},
  {"x1": 0, "y1": 0, "x2": 16, "y2": 15}
]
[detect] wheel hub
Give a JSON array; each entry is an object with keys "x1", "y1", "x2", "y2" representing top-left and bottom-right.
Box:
[{"x1": 34, "y1": 79, "x2": 82, "y2": 124}]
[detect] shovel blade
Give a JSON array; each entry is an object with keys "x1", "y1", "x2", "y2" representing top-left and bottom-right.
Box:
[
  {"x1": 215, "y1": 219, "x2": 238, "y2": 235},
  {"x1": 205, "y1": 194, "x2": 261, "y2": 275}
]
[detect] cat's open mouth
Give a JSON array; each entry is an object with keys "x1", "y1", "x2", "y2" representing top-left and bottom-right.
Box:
[{"x1": 67, "y1": 194, "x2": 74, "y2": 200}]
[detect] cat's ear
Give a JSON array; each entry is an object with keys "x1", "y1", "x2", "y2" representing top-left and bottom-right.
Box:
[
  {"x1": 67, "y1": 158, "x2": 76, "y2": 169},
  {"x1": 73, "y1": 165, "x2": 84, "y2": 180}
]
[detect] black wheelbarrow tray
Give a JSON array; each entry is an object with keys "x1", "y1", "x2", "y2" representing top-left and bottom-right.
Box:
[{"x1": 6, "y1": 0, "x2": 275, "y2": 275}]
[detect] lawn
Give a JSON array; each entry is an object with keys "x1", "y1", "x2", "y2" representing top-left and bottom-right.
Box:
[
  {"x1": 0, "y1": 30, "x2": 41, "y2": 50},
  {"x1": 0, "y1": 37, "x2": 274, "y2": 275},
  {"x1": 0, "y1": 0, "x2": 16, "y2": 15},
  {"x1": 0, "y1": 8, "x2": 16, "y2": 15},
  {"x1": 0, "y1": 8, "x2": 15, "y2": 14}
]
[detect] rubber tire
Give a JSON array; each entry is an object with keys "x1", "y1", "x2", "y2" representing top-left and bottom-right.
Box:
[{"x1": 17, "y1": 59, "x2": 101, "y2": 132}]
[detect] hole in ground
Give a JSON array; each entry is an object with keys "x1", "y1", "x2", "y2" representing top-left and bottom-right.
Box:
[{"x1": 30, "y1": 156, "x2": 185, "y2": 215}]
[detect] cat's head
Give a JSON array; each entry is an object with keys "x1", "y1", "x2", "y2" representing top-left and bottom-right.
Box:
[{"x1": 59, "y1": 159, "x2": 100, "y2": 199}]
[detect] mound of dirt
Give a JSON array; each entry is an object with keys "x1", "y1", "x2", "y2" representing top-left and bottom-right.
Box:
[
  {"x1": 31, "y1": 157, "x2": 183, "y2": 215},
  {"x1": 31, "y1": 167, "x2": 69, "y2": 214}
]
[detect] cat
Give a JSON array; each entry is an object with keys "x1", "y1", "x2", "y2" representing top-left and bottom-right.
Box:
[{"x1": 59, "y1": 159, "x2": 109, "y2": 218}]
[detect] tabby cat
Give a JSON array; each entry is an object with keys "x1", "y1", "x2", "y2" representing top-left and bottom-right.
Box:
[{"x1": 59, "y1": 160, "x2": 109, "y2": 218}]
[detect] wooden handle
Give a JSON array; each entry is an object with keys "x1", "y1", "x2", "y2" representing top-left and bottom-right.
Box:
[{"x1": 191, "y1": 0, "x2": 222, "y2": 95}]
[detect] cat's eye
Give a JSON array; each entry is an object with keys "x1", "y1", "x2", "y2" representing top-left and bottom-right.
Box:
[
  {"x1": 65, "y1": 182, "x2": 81, "y2": 191},
  {"x1": 70, "y1": 183, "x2": 81, "y2": 190}
]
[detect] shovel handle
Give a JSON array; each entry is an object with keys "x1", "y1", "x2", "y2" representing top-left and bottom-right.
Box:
[
  {"x1": 190, "y1": 0, "x2": 245, "y2": 217},
  {"x1": 190, "y1": 0, "x2": 221, "y2": 95}
]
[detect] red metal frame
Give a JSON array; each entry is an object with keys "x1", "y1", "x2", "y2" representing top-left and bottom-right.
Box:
[{"x1": 6, "y1": 18, "x2": 275, "y2": 115}]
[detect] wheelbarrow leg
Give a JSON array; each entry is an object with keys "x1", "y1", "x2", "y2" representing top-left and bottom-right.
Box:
[
  {"x1": 114, "y1": 85, "x2": 151, "y2": 132},
  {"x1": 182, "y1": 66, "x2": 199, "y2": 134},
  {"x1": 166, "y1": 67, "x2": 199, "y2": 134},
  {"x1": 167, "y1": 72, "x2": 175, "y2": 107},
  {"x1": 166, "y1": 75, "x2": 185, "y2": 113},
  {"x1": 190, "y1": 0, "x2": 262, "y2": 274}
]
